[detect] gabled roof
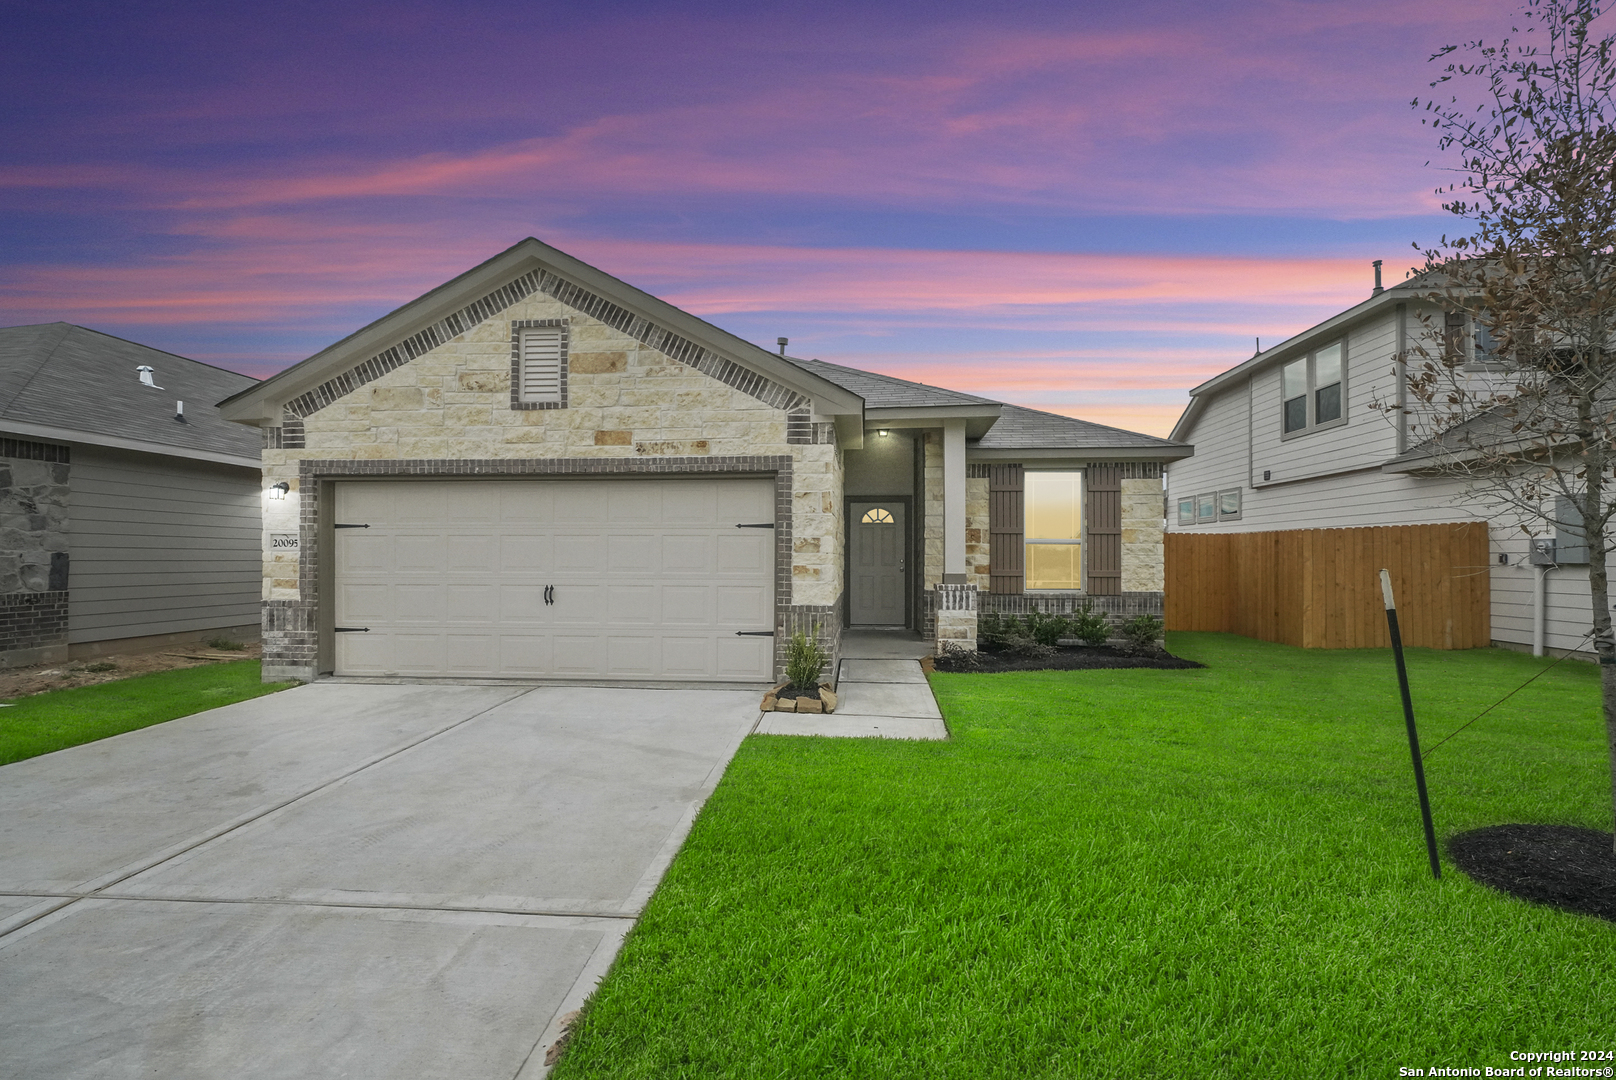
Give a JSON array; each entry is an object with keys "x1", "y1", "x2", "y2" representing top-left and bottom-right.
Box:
[
  {"x1": 0, "y1": 323, "x2": 260, "y2": 467},
  {"x1": 1170, "y1": 273, "x2": 1442, "y2": 444},
  {"x1": 217, "y1": 237, "x2": 866, "y2": 438}
]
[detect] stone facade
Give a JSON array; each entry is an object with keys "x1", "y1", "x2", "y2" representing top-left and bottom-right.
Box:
[
  {"x1": 258, "y1": 282, "x2": 842, "y2": 681},
  {"x1": 1, "y1": 440, "x2": 71, "y2": 667},
  {"x1": 966, "y1": 472, "x2": 990, "y2": 592},
  {"x1": 1120, "y1": 476, "x2": 1166, "y2": 593}
]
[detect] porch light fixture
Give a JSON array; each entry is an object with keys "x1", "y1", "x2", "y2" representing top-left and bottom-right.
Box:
[
  {"x1": 268, "y1": 482, "x2": 290, "y2": 500},
  {"x1": 878, "y1": 429, "x2": 888, "y2": 437}
]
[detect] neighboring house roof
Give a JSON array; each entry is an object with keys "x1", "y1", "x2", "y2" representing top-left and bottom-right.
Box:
[{"x1": 0, "y1": 323, "x2": 261, "y2": 467}]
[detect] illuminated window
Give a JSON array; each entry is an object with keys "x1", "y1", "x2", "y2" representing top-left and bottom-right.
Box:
[
  {"x1": 1024, "y1": 471, "x2": 1082, "y2": 590},
  {"x1": 860, "y1": 508, "x2": 895, "y2": 524}
]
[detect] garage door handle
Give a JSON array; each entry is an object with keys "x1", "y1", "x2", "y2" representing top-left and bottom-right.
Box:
[
  {"x1": 334, "y1": 626, "x2": 370, "y2": 633},
  {"x1": 735, "y1": 631, "x2": 775, "y2": 636},
  {"x1": 334, "y1": 523, "x2": 370, "y2": 529},
  {"x1": 736, "y1": 523, "x2": 775, "y2": 529},
  {"x1": 544, "y1": 585, "x2": 554, "y2": 605}
]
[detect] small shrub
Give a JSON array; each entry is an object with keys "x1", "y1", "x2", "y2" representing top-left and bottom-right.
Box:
[
  {"x1": 84, "y1": 661, "x2": 119, "y2": 673},
  {"x1": 1119, "y1": 614, "x2": 1163, "y2": 653},
  {"x1": 1006, "y1": 637, "x2": 1057, "y2": 659},
  {"x1": 977, "y1": 612, "x2": 1018, "y2": 651},
  {"x1": 204, "y1": 636, "x2": 247, "y2": 651},
  {"x1": 1023, "y1": 610, "x2": 1072, "y2": 647},
  {"x1": 784, "y1": 627, "x2": 829, "y2": 694},
  {"x1": 1069, "y1": 603, "x2": 1112, "y2": 647},
  {"x1": 933, "y1": 641, "x2": 982, "y2": 672}
]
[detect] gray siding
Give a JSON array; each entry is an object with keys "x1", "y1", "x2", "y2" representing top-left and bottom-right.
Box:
[{"x1": 68, "y1": 447, "x2": 260, "y2": 643}]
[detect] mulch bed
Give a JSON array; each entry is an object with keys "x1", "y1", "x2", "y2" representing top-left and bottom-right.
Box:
[
  {"x1": 1447, "y1": 824, "x2": 1616, "y2": 923},
  {"x1": 939, "y1": 646, "x2": 1205, "y2": 674}
]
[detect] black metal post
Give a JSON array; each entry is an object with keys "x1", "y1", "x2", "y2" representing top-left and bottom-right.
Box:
[{"x1": 1380, "y1": 569, "x2": 1441, "y2": 879}]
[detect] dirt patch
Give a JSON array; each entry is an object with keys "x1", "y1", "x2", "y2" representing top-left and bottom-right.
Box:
[
  {"x1": 1447, "y1": 824, "x2": 1616, "y2": 922},
  {"x1": 0, "y1": 641, "x2": 262, "y2": 701},
  {"x1": 935, "y1": 646, "x2": 1204, "y2": 674}
]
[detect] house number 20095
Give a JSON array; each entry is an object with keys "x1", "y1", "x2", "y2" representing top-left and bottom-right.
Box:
[{"x1": 271, "y1": 533, "x2": 299, "y2": 550}]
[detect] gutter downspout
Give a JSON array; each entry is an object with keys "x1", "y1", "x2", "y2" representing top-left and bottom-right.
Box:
[{"x1": 1534, "y1": 563, "x2": 1552, "y2": 657}]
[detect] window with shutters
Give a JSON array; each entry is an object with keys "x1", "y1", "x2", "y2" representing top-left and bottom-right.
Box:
[
  {"x1": 1024, "y1": 471, "x2": 1083, "y2": 590},
  {"x1": 508, "y1": 319, "x2": 570, "y2": 410}
]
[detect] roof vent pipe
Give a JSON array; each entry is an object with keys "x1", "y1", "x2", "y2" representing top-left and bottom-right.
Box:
[
  {"x1": 1372, "y1": 259, "x2": 1384, "y2": 296},
  {"x1": 137, "y1": 365, "x2": 163, "y2": 388},
  {"x1": 175, "y1": 400, "x2": 185, "y2": 423},
  {"x1": 777, "y1": 337, "x2": 788, "y2": 356}
]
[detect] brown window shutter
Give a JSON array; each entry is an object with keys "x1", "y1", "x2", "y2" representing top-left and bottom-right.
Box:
[
  {"x1": 1085, "y1": 464, "x2": 1121, "y2": 595},
  {"x1": 1444, "y1": 311, "x2": 1467, "y2": 360},
  {"x1": 988, "y1": 464, "x2": 1024, "y2": 594}
]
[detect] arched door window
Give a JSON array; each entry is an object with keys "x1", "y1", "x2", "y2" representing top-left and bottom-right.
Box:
[{"x1": 860, "y1": 508, "x2": 895, "y2": 524}]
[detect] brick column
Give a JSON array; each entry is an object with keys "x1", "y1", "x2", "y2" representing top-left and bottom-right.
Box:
[{"x1": 934, "y1": 582, "x2": 978, "y2": 653}]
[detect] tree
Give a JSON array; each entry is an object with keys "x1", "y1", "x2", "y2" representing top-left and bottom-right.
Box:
[{"x1": 1398, "y1": 0, "x2": 1616, "y2": 848}]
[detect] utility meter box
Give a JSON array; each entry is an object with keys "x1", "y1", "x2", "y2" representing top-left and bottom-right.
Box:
[{"x1": 1530, "y1": 537, "x2": 1558, "y2": 566}]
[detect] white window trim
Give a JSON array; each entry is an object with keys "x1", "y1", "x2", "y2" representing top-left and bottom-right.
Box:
[
  {"x1": 1279, "y1": 339, "x2": 1347, "y2": 440},
  {"x1": 1023, "y1": 469, "x2": 1084, "y2": 593}
]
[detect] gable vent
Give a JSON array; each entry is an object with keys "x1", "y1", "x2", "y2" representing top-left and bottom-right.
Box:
[{"x1": 520, "y1": 327, "x2": 563, "y2": 404}]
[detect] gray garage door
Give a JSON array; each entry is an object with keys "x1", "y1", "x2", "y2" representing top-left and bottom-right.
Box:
[{"x1": 333, "y1": 478, "x2": 775, "y2": 680}]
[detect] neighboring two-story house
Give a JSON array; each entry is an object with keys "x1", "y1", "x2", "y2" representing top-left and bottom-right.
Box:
[{"x1": 1166, "y1": 272, "x2": 1593, "y2": 656}]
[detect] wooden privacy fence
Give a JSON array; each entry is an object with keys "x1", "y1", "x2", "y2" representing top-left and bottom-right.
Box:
[{"x1": 1164, "y1": 523, "x2": 1490, "y2": 650}]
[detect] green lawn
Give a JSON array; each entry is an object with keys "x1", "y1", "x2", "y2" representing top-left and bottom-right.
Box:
[
  {"x1": 0, "y1": 661, "x2": 294, "y2": 766},
  {"x1": 553, "y1": 633, "x2": 1616, "y2": 1079}
]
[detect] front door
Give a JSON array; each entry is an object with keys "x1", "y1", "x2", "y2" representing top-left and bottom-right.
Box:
[{"x1": 848, "y1": 501, "x2": 907, "y2": 626}]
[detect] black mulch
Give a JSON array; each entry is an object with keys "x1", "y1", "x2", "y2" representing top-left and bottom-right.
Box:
[
  {"x1": 1447, "y1": 824, "x2": 1616, "y2": 923},
  {"x1": 939, "y1": 646, "x2": 1204, "y2": 674}
]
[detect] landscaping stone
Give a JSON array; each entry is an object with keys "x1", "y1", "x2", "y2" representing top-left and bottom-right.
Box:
[{"x1": 760, "y1": 681, "x2": 837, "y2": 714}]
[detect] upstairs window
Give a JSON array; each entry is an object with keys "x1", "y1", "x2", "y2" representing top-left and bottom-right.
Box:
[
  {"x1": 1281, "y1": 340, "x2": 1345, "y2": 436},
  {"x1": 1024, "y1": 471, "x2": 1082, "y2": 590}
]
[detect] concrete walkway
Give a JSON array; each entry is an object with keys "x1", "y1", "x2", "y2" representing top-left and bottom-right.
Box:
[
  {"x1": 0, "y1": 682, "x2": 758, "y2": 1079},
  {"x1": 755, "y1": 630, "x2": 948, "y2": 740}
]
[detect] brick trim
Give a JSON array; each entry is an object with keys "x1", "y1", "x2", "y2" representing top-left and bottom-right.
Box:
[
  {"x1": 509, "y1": 319, "x2": 570, "y2": 411},
  {"x1": 0, "y1": 438, "x2": 69, "y2": 463},
  {"x1": 1086, "y1": 461, "x2": 1162, "y2": 479},
  {"x1": 275, "y1": 267, "x2": 810, "y2": 433},
  {"x1": 0, "y1": 590, "x2": 69, "y2": 656},
  {"x1": 269, "y1": 455, "x2": 801, "y2": 681}
]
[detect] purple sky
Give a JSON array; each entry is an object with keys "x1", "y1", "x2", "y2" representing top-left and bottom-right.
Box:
[{"x1": 0, "y1": 0, "x2": 1532, "y2": 434}]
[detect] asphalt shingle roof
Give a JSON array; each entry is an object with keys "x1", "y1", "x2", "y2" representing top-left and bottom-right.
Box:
[
  {"x1": 786, "y1": 356, "x2": 999, "y2": 409},
  {"x1": 789, "y1": 354, "x2": 1187, "y2": 451},
  {"x1": 973, "y1": 404, "x2": 1187, "y2": 450},
  {"x1": 0, "y1": 323, "x2": 261, "y2": 460}
]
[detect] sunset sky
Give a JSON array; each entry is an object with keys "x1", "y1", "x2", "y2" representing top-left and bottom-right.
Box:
[{"x1": 0, "y1": 0, "x2": 1530, "y2": 436}]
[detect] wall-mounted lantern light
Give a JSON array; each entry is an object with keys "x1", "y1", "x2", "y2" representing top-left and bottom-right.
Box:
[{"x1": 268, "y1": 482, "x2": 290, "y2": 500}]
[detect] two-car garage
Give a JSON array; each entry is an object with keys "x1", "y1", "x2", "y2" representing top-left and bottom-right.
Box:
[{"x1": 331, "y1": 478, "x2": 777, "y2": 681}]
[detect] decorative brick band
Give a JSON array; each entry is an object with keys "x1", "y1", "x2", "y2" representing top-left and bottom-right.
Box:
[
  {"x1": 267, "y1": 455, "x2": 803, "y2": 682},
  {"x1": 0, "y1": 438, "x2": 69, "y2": 463},
  {"x1": 966, "y1": 463, "x2": 990, "y2": 479},
  {"x1": 263, "y1": 417, "x2": 305, "y2": 450},
  {"x1": 276, "y1": 267, "x2": 810, "y2": 435},
  {"x1": 0, "y1": 590, "x2": 69, "y2": 657},
  {"x1": 979, "y1": 592, "x2": 1164, "y2": 619},
  {"x1": 1086, "y1": 461, "x2": 1162, "y2": 479},
  {"x1": 785, "y1": 409, "x2": 836, "y2": 446}
]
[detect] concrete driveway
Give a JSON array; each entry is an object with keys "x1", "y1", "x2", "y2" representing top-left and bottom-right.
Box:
[{"x1": 0, "y1": 681, "x2": 759, "y2": 1079}]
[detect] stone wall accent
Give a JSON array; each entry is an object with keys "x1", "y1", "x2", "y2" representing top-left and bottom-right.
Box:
[
  {"x1": 922, "y1": 432, "x2": 943, "y2": 588},
  {"x1": 966, "y1": 474, "x2": 989, "y2": 592},
  {"x1": 1120, "y1": 476, "x2": 1165, "y2": 592},
  {"x1": 934, "y1": 582, "x2": 979, "y2": 653},
  {"x1": 1, "y1": 443, "x2": 71, "y2": 666},
  {"x1": 262, "y1": 599, "x2": 317, "y2": 683},
  {"x1": 260, "y1": 266, "x2": 814, "y2": 450},
  {"x1": 0, "y1": 590, "x2": 70, "y2": 667}
]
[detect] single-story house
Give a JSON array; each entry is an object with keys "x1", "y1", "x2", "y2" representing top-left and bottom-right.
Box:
[
  {"x1": 1165, "y1": 269, "x2": 1588, "y2": 656},
  {"x1": 0, "y1": 323, "x2": 262, "y2": 667},
  {"x1": 217, "y1": 238, "x2": 1192, "y2": 684}
]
